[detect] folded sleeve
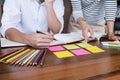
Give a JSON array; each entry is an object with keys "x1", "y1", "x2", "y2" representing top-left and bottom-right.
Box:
[
  {"x1": 104, "y1": 0, "x2": 117, "y2": 21},
  {"x1": 53, "y1": 0, "x2": 65, "y2": 33},
  {"x1": 71, "y1": 0, "x2": 83, "y2": 21},
  {"x1": 0, "y1": 0, "x2": 21, "y2": 37}
]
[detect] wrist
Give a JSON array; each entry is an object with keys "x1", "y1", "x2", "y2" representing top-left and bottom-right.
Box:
[
  {"x1": 45, "y1": 2, "x2": 53, "y2": 6},
  {"x1": 22, "y1": 34, "x2": 31, "y2": 45},
  {"x1": 77, "y1": 18, "x2": 87, "y2": 29}
]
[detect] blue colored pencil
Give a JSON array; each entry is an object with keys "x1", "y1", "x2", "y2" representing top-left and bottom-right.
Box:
[
  {"x1": 30, "y1": 50, "x2": 41, "y2": 66},
  {"x1": 34, "y1": 50, "x2": 44, "y2": 66}
]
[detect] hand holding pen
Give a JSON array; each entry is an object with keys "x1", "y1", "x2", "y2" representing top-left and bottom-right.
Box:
[{"x1": 25, "y1": 31, "x2": 53, "y2": 48}]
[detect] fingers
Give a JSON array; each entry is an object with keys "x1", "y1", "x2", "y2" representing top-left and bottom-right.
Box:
[
  {"x1": 82, "y1": 27, "x2": 94, "y2": 43},
  {"x1": 108, "y1": 34, "x2": 120, "y2": 41},
  {"x1": 89, "y1": 28, "x2": 94, "y2": 38},
  {"x1": 27, "y1": 33, "x2": 53, "y2": 48},
  {"x1": 37, "y1": 31, "x2": 53, "y2": 40},
  {"x1": 31, "y1": 43, "x2": 50, "y2": 49},
  {"x1": 108, "y1": 35, "x2": 117, "y2": 40},
  {"x1": 83, "y1": 31, "x2": 89, "y2": 43}
]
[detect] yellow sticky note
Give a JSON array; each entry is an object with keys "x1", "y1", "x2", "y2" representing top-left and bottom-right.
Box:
[
  {"x1": 86, "y1": 46, "x2": 105, "y2": 53},
  {"x1": 76, "y1": 43, "x2": 93, "y2": 48},
  {"x1": 53, "y1": 50, "x2": 74, "y2": 58},
  {"x1": 63, "y1": 44, "x2": 80, "y2": 50}
]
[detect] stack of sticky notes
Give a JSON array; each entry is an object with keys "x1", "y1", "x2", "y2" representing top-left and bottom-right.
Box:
[
  {"x1": 48, "y1": 42, "x2": 105, "y2": 58},
  {"x1": 0, "y1": 48, "x2": 46, "y2": 66}
]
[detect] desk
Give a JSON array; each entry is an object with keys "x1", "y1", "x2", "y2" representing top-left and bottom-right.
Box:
[{"x1": 0, "y1": 39, "x2": 120, "y2": 80}]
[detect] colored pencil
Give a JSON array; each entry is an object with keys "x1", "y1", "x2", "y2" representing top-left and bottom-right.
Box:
[
  {"x1": 40, "y1": 49, "x2": 47, "y2": 66},
  {"x1": 34, "y1": 50, "x2": 44, "y2": 66},
  {"x1": 5, "y1": 49, "x2": 31, "y2": 63},
  {"x1": 30, "y1": 50, "x2": 41, "y2": 66},
  {"x1": 0, "y1": 49, "x2": 19, "y2": 58},
  {"x1": 18, "y1": 50, "x2": 35, "y2": 65},
  {"x1": 0, "y1": 48, "x2": 25, "y2": 62},
  {"x1": 10, "y1": 53, "x2": 26, "y2": 65},
  {"x1": 20, "y1": 50, "x2": 39, "y2": 66},
  {"x1": 26, "y1": 54, "x2": 36, "y2": 66},
  {"x1": 14, "y1": 50, "x2": 35, "y2": 65},
  {"x1": 26, "y1": 50, "x2": 38, "y2": 66}
]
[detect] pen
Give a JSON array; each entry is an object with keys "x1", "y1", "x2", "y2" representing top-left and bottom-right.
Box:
[
  {"x1": 36, "y1": 30, "x2": 46, "y2": 35},
  {"x1": 36, "y1": 30, "x2": 55, "y2": 41}
]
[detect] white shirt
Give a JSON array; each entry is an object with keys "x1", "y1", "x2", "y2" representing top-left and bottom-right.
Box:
[{"x1": 0, "y1": 0, "x2": 64, "y2": 37}]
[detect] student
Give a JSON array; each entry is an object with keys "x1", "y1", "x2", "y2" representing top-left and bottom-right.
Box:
[
  {"x1": 70, "y1": 0, "x2": 120, "y2": 42},
  {"x1": 0, "y1": 0, "x2": 64, "y2": 48}
]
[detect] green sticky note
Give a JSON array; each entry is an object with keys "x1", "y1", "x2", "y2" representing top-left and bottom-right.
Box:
[
  {"x1": 76, "y1": 43, "x2": 93, "y2": 48},
  {"x1": 63, "y1": 44, "x2": 80, "y2": 50},
  {"x1": 53, "y1": 50, "x2": 74, "y2": 58},
  {"x1": 86, "y1": 46, "x2": 105, "y2": 53}
]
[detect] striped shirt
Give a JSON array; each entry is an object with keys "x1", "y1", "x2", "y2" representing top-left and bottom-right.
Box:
[{"x1": 71, "y1": 0, "x2": 117, "y2": 24}]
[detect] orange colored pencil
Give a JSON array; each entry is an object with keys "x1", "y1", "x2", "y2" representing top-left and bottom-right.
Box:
[{"x1": 40, "y1": 49, "x2": 47, "y2": 66}]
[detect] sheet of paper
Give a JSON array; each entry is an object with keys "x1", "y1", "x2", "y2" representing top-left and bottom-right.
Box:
[
  {"x1": 63, "y1": 44, "x2": 80, "y2": 50},
  {"x1": 70, "y1": 49, "x2": 90, "y2": 56},
  {"x1": 48, "y1": 46, "x2": 65, "y2": 51},
  {"x1": 76, "y1": 43, "x2": 93, "y2": 48},
  {"x1": 86, "y1": 46, "x2": 105, "y2": 53},
  {"x1": 53, "y1": 50, "x2": 74, "y2": 58},
  {"x1": 1, "y1": 38, "x2": 26, "y2": 48},
  {"x1": 54, "y1": 31, "x2": 83, "y2": 43}
]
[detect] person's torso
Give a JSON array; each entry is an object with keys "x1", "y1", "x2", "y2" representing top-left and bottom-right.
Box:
[
  {"x1": 18, "y1": 0, "x2": 49, "y2": 34},
  {"x1": 81, "y1": 0, "x2": 105, "y2": 24}
]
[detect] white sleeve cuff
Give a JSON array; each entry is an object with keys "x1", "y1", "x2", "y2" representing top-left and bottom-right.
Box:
[{"x1": 0, "y1": 24, "x2": 18, "y2": 38}]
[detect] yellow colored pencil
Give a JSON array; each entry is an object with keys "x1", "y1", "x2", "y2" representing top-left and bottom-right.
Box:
[
  {"x1": 5, "y1": 49, "x2": 31, "y2": 64},
  {"x1": 15, "y1": 50, "x2": 35, "y2": 65},
  {"x1": 0, "y1": 48, "x2": 25, "y2": 62},
  {"x1": 21, "y1": 50, "x2": 40, "y2": 66},
  {"x1": 26, "y1": 50, "x2": 39, "y2": 66}
]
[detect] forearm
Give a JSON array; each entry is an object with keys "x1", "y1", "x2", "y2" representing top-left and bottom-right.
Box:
[
  {"x1": 46, "y1": 2, "x2": 61, "y2": 34},
  {"x1": 106, "y1": 21, "x2": 115, "y2": 35},
  {"x1": 5, "y1": 28, "x2": 29, "y2": 44},
  {"x1": 77, "y1": 17, "x2": 88, "y2": 29}
]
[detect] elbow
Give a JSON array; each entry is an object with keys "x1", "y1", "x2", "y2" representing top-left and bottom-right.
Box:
[{"x1": 52, "y1": 23, "x2": 62, "y2": 34}]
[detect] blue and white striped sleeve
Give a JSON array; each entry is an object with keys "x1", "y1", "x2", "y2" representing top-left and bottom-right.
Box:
[
  {"x1": 71, "y1": 0, "x2": 83, "y2": 21},
  {"x1": 104, "y1": 0, "x2": 117, "y2": 21}
]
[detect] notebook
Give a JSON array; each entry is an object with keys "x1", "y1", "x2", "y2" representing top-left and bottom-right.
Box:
[
  {"x1": 1, "y1": 30, "x2": 103, "y2": 48},
  {"x1": 1, "y1": 38, "x2": 26, "y2": 48}
]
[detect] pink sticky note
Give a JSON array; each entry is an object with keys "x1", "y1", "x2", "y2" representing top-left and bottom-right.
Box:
[
  {"x1": 70, "y1": 49, "x2": 90, "y2": 56},
  {"x1": 48, "y1": 46, "x2": 65, "y2": 51}
]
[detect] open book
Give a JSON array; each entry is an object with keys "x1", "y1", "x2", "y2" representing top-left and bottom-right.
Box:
[
  {"x1": 1, "y1": 30, "x2": 103, "y2": 48},
  {"x1": 1, "y1": 38, "x2": 26, "y2": 48}
]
